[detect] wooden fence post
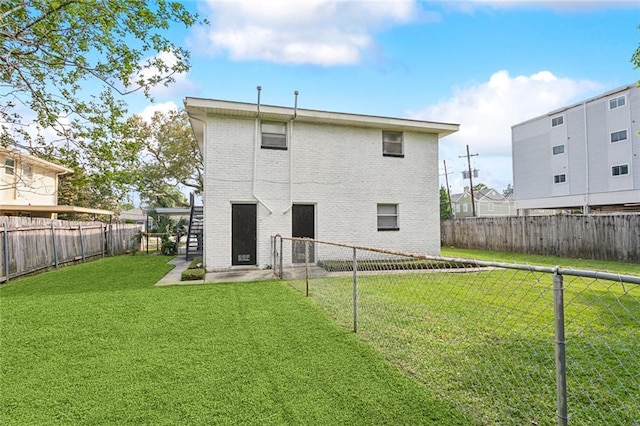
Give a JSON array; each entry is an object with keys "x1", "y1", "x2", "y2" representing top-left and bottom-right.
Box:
[
  {"x1": 2, "y1": 223, "x2": 9, "y2": 282},
  {"x1": 51, "y1": 222, "x2": 59, "y2": 269}
]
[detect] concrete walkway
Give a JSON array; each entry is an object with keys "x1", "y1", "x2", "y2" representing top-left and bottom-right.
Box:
[{"x1": 155, "y1": 257, "x2": 278, "y2": 286}]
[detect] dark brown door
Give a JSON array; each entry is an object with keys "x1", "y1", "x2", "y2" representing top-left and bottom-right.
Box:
[
  {"x1": 232, "y1": 204, "x2": 257, "y2": 266},
  {"x1": 292, "y1": 204, "x2": 314, "y2": 263}
]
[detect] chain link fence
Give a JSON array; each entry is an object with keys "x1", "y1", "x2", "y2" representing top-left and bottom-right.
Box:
[{"x1": 272, "y1": 235, "x2": 640, "y2": 426}]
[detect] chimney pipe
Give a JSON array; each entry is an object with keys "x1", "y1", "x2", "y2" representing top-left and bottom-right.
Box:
[
  {"x1": 293, "y1": 90, "x2": 299, "y2": 119},
  {"x1": 256, "y1": 86, "x2": 262, "y2": 116}
]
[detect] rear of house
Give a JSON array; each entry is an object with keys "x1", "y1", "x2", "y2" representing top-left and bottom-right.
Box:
[{"x1": 185, "y1": 97, "x2": 458, "y2": 270}]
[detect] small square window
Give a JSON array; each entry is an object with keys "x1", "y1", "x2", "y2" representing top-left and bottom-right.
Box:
[
  {"x1": 551, "y1": 116, "x2": 564, "y2": 127},
  {"x1": 554, "y1": 174, "x2": 566, "y2": 184},
  {"x1": 4, "y1": 158, "x2": 14, "y2": 175},
  {"x1": 261, "y1": 121, "x2": 287, "y2": 149},
  {"x1": 612, "y1": 164, "x2": 629, "y2": 176},
  {"x1": 609, "y1": 95, "x2": 626, "y2": 110},
  {"x1": 22, "y1": 163, "x2": 32, "y2": 179},
  {"x1": 382, "y1": 131, "x2": 403, "y2": 157},
  {"x1": 610, "y1": 130, "x2": 628, "y2": 143},
  {"x1": 377, "y1": 204, "x2": 399, "y2": 231},
  {"x1": 552, "y1": 145, "x2": 565, "y2": 155}
]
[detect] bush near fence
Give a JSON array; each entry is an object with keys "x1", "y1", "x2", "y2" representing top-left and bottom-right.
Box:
[
  {"x1": 273, "y1": 236, "x2": 640, "y2": 426},
  {"x1": 441, "y1": 214, "x2": 640, "y2": 263},
  {"x1": 0, "y1": 216, "x2": 141, "y2": 282}
]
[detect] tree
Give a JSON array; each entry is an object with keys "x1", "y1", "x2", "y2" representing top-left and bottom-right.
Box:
[
  {"x1": 503, "y1": 183, "x2": 514, "y2": 198},
  {"x1": 129, "y1": 109, "x2": 203, "y2": 206},
  {"x1": 472, "y1": 183, "x2": 488, "y2": 191},
  {"x1": 439, "y1": 186, "x2": 452, "y2": 220},
  {"x1": 1, "y1": 1, "x2": 205, "y2": 206}
]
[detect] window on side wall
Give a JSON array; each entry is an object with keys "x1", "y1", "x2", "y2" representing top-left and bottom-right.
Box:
[
  {"x1": 551, "y1": 116, "x2": 564, "y2": 127},
  {"x1": 22, "y1": 163, "x2": 32, "y2": 180},
  {"x1": 377, "y1": 204, "x2": 399, "y2": 231},
  {"x1": 554, "y1": 174, "x2": 566, "y2": 184},
  {"x1": 612, "y1": 164, "x2": 629, "y2": 176},
  {"x1": 4, "y1": 158, "x2": 14, "y2": 175},
  {"x1": 382, "y1": 131, "x2": 403, "y2": 157},
  {"x1": 610, "y1": 130, "x2": 628, "y2": 143},
  {"x1": 552, "y1": 145, "x2": 565, "y2": 155},
  {"x1": 609, "y1": 95, "x2": 626, "y2": 110},
  {"x1": 261, "y1": 121, "x2": 287, "y2": 149}
]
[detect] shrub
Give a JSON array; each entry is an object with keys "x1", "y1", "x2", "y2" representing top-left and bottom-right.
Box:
[
  {"x1": 181, "y1": 268, "x2": 206, "y2": 281},
  {"x1": 188, "y1": 257, "x2": 203, "y2": 269}
]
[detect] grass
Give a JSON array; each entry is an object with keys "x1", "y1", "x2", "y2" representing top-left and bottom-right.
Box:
[
  {"x1": 0, "y1": 255, "x2": 471, "y2": 425},
  {"x1": 288, "y1": 252, "x2": 640, "y2": 425},
  {"x1": 440, "y1": 247, "x2": 640, "y2": 275}
]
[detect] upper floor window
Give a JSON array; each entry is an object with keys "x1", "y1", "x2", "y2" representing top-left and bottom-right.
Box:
[
  {"x1": 612, "y1": 164, "x2": 629, "y2": 176},
  {"x1": 609, "y1": 95, "x2": 626, "y2": 110},
  {"x1": 554, "y1": 174, "x2": 566, "y2": 184},
  {"x1": 22, "y1": 163, "x2": 32, "y2": 179},
  {"x1": 377, "y1": 203, "x2": 399, "y2": 231},
  {"x1": 382, "y1": 131, "x2": 403, "y2": 157},
  {"x1": 610, "y1": 129, "x2": 628, "y2": 143},
  {"x1": 4, "y1": 158, "x2": 14, "y2": 175},
  {"x1": 551, "y1": 116, "x2": 564, "y2": 127},
  {"x1": 261, "y1": 121, "x2": 287, "y2": 149},
  {"x1": 552, "y1": 145, "x2": 565, "y2": 155}
]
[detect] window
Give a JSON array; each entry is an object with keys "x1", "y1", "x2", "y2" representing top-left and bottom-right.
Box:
[
  {"x1": 22, "y1": 163, "x2": 32, "y2": 179},
  {"x1": 488, "y1": 203, "x2": 495, "y2": 212},
  {"x1": 612, "y1": 164, "x2": 629, "y2": 176},
  {"x1": 552, "y1": 145, "x2": 565, "y2": 155},
  {"x1": 609, "y1": 95, "x2": 626, "y2": 110},
  {"x1": 462, "y1": 204, "x2": 468, "y2": 213},
  {"x1": 382, "y1": 131, "x2": 403, "y2": 157},
  {"x1": 551, "y1": 116, "x2": 564, "y2": 127},
  {"x1": 554, "y1": 174, "x2": 566, "y2": 184},
  {"x1": 377, "y1": 204, "x2": 399, "y2": 231},
  {"x1": 455, "y1": 204, "x2": 461, "y2": 213},
  {"x1": 4, "y1": 158, "x2": 14, "y2": 175},
  {"x1": 610, "y1": 130, "x2": 628, "y2": 143},
  {"x1": 261, "y1": 121, "x2": 287, "y2": 149}
]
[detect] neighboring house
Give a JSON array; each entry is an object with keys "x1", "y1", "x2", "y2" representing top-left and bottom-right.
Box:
[
  {"x1": 0, "y1": 147, "x2": 112, "y2": 218},
  {"x1": 185, "y1": 97, "x2": 459, "y2": 270},
  {"x1": 512, "y1": 83, "x2": 640, "y2": 214},
  {"x1": 451, "y1": 187, "x2": 515, "y2": 218}
]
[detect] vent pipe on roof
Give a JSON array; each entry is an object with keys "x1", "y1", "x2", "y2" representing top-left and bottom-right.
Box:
[
  {"x1": 256, "y1": 86, "x2": 262, "y2": 117},
  {"x1": 293, "y1": 90, "x2": 299, "y2": 119}
]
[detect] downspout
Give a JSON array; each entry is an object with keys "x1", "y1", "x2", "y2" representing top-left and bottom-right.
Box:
[
  {"x1": 188, "y1": 112, "x2": 208, "y2": 264},
  {"x1": 253, "y1": 86, "x2": 273, "y2": 214},
  {"x1": 283, "y1": 90, "x2": 299, "y2": 214}
]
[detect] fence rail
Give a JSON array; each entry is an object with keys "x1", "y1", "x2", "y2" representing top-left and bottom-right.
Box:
[
  {"x1": 273, "y1": 235, "x2": 640, "y2": 426},
  {"x1": 440, "y1": 214, "x2": 640, "y2": 263},
  {"x1": 0, "y1": 216, "x2": 141, "y2": 282}
]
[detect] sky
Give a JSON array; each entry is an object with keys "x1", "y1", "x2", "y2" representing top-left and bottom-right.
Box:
[{"x1": 132, "y1": 0, "x2": 640, "y2": 195}]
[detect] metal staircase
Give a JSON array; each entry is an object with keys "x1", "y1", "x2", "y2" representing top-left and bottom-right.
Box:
[{"x1": 185, "y1": 204, "x2": 203, "y2": 261}]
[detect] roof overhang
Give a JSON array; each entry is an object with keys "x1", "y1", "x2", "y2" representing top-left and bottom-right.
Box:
[
  {"x1": 184, "y1": 97, "x2": 460, "y2": 149},
  {"x1": 0, "y1": 148, "x2": 73, "y2": 174},
  {"x1": 0, "y1": 205, "x2": 113, "y2": 216}
]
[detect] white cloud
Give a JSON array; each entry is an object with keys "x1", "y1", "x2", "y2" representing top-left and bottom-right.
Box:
[
  {"x1": 438, "y1": 0, "x2": 639, "y2": 12},
  {"x1": 196, "y1": 0, "x2": 436, "y2": 65},
  {"x1": 134, "y1": 51, "x2": 198, "y2": 99},
  {"x1": 411, "y1": 70, "x2": 602, "y2": 192},
  {"x1": 138, "y1": 101, "x2": 179, "y2": 123}
]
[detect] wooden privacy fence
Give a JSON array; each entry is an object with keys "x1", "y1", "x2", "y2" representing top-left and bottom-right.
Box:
[
  {"x1": 441, "y1": 214, "x2": 640, "y2": 263},
  {"x1": 0, "y1": 216, "x2": 141, "y2": 283}
]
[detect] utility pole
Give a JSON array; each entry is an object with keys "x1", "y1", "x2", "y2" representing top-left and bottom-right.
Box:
[
  {"x1": 459, "y1": 145, "x2": 479, "y2": 217},
  {"x1": 443, "y1": 160, "x2": 453, "y2": 217}
]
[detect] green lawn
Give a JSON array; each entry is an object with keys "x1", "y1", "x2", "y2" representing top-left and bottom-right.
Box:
[
  {"x1": 288, "y1": 252, "x2": 640, "y2": 425},
  {"x1": 440, "y1": 247, "x2": 640, "y2": 275},
  {"x1": 0, "y1": 255, "x2": 471, "y2": 425}
]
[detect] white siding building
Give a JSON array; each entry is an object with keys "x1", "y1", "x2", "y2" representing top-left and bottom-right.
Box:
[
  {"x1": 512, "y1": 84, "x2": 640, "y2": 214},
  {"x1": 185, "y1": 97, "x2": 459, "y2": 270}
]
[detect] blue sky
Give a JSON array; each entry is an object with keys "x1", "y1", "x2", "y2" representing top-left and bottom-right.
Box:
[{"x1": 134, "y1": 0, "x2": 640, "y2": 194}]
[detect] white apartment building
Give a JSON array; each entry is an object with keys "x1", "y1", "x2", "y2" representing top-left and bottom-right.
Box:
[
  {"x1": 512, "y1": 83, "x2": 640, "y2": 214},
  {"x1": 185, "y1": 97, "x2": 459, "y2": 270}
]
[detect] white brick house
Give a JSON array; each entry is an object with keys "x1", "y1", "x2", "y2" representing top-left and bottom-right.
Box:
[
  {"x1": 512, "y1": 83, "x2": 640, "y2": 214},
  {"x1": 185, "y1": 97, "x2": 458, "y2": 270}
]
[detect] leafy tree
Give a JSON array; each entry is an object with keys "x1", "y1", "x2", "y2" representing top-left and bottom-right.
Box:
[
  {"x1": 439, "y1": 186, "x2": 452, "y2": 220},
  {"x1": 503, "y1": 183, "x2": 514, "y2": 198},
  {"x1": 472, "y1": 183, "x2": 488, "y2": 191},
  {"x1": 0, "y1": 1, "x2": 205, "y2": 206},
  {"x1": 129, "y1": 109, "x2": 203, "y2": 205}
]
